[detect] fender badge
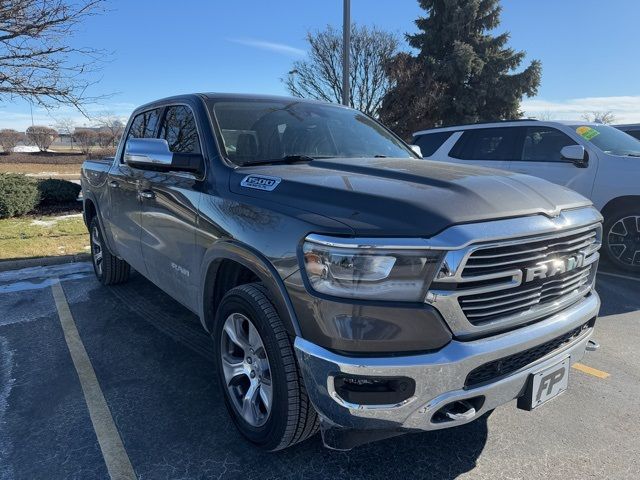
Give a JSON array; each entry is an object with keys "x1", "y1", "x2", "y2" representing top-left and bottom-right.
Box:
[{"x1": 240, "y1": 175, "x2": 281, "y2": 191}]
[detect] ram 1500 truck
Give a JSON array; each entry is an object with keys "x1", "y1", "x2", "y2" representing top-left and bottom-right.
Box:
[{"x1": 82, "y1": 94, "x2": 602, "y2": 451}]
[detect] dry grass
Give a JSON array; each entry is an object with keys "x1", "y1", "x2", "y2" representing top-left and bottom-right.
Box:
[
  {"x1": 0, "y1": 163, "x2": 81, "y2": 177},
  {"x1": 0, "y1": 214, "x2": 89, "y2": 260},
  {"x1": 0, "y1": 151, "x2": 85, "y2": 164}
]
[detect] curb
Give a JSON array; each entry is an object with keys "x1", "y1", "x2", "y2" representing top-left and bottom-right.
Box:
[{"x1": 0, "y1": 253, "x2": 91, "y2": 272}]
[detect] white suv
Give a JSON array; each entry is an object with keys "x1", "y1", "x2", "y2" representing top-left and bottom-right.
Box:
[{"x1": 413, "y1": 120, "x2": 640, "y2": 272}]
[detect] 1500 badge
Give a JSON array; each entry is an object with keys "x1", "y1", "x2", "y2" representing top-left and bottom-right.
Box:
[{"x1": 240, "y1": 175, "x2": 282, "y2": 191}]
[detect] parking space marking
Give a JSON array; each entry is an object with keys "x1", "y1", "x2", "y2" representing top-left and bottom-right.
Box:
[
  {"x1": 51, "y1": 280, "x2": 137, "y2": 480},
  {"x1": 598, "y1": 271, "x2": 640, "y2": 283},
  {"x1": 572, "y1": 362, "x2": 610, "y2": 379}
]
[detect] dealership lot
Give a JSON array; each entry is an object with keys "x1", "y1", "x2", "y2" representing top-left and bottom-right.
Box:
[{"x1": 0, "y1": 262, "x2": 638, "y2": 480}]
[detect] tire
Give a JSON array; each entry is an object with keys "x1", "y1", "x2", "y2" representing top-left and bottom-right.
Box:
[
  {"x1": 602, "y1": 207, "x2": 640, "y2": 273},
  {"x1": 89, "y1": 217, "x2": 130, "y2": 285},
  {"x1": 213, "y1": 283, "x2": 319, "y2": 451}
]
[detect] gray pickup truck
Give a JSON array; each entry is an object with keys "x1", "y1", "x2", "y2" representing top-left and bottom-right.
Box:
[{"x1": 82, "y1": 93, "x2": 602, "y2": 451}]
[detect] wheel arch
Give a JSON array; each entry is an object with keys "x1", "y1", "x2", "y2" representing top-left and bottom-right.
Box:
[
  {"x1": 600, "y1": 196, "x2": 640, "y2": 221},
  {"x1": 82, "y1": 191, "x2": 117, "y2": 254},
  {"x1": 199, "y1": 241, "x2": 301, "y2": 337}
]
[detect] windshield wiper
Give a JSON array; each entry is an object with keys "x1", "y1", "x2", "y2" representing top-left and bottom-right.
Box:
[
  {"x1": 240, "y1": 155, "x2": 316, "y2": 166},
  {"x1": 626, "y1": 153, "x2": 640, "y2": 157}
]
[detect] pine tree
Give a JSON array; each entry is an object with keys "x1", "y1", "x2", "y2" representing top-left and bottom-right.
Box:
[{"x1": 380, "y1": 0, "x2": 541, "y2": 137}]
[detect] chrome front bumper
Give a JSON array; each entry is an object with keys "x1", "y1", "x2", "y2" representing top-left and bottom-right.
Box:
[{"x1": 295, "y1": 292, "x2": 599, "y2": 436}]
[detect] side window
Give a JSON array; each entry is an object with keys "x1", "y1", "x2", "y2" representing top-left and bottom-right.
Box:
[
  {"x1": 413, "y1": 131, "x2": 454, "y2": 157},
  {"x1": 450, "y1": 127, "x2": 521, "y2": 161},
  {"x1": 628, "y1": 130, "x2": 640, "y2": 141},
  {"x1": 159, "y1": 105, "x2": 201, "y2": 154},
  {"x1": 520, "y1": 127, "x2": 577, "y2": 162},
  {"x1": 126, "y1": 109, "x2": 160, "y2": 141}
]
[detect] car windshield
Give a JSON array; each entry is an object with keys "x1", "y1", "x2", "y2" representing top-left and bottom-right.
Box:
[
  {"x1": 208, "y1": 99, "x2": 415, "y2": 165},
  {"x1": 570, "y1": 124, "x2": 640, "y2": 157}
]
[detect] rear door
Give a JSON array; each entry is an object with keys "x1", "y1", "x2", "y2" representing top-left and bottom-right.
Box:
[
  {"x1": 138, "y1": 104, "x2": 205, "y2": 310},
  {"x1": 106, "y1": 108, "x2": 161, "y2": 276},
  {"x1": 444, "y1": 127, "x2": 520, "y2": 171},
  {"x1": 506, "y1": 125, "x2": 597, "y2": 198}
]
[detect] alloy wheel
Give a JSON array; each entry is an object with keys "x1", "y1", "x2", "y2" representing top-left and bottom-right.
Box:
[
  {"x1": 220, "y1": 312, "x2": 273, "y2": 427},
  {"x1": 91, "y1": 225, "x2": 103, "y2": 276},
  {"x1": 608, "y1": 215, "x2": 640, "y2": 267}
]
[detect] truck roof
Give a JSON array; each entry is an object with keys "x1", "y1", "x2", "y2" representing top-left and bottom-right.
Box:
[{"x1": 131, "y1": 92, "x2": 339, "y2": 115}]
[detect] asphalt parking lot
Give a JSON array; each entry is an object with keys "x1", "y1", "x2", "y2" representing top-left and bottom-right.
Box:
[{"x1": 0, "y1": 262, "x2": 638, "y2": 480}]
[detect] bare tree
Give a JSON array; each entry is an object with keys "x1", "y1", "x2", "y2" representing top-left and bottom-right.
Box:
[
  {"x1": 95, "y1": 128, "x2": 112, "y2": 148},
  {"x1": 73, "y1": 128, "x2": 96, "y2": 155},
  {"x1": 0, "y1": 0, "x2": 105, "y2": 111},
  {"x1": 53, "y1": 117, "x2": 76, "y2": 149},
  {"x1": 581, "y1": 111, "x2": 617, "y2": 124},
  {"x1": 284, "y1": 24, "x2": 399, "y2": 116},
  {"x1": 95, "y1": 113, "x2": 125, "y2": 146},
  {"x1": 0, "y1": 128, "x2": 21, "y2": 153},
  {"x1": 26, "y1": 125, "x2": 57, "y2": 151},
  {"x1": 535, "y1": 111, "x2": 555, "y2": 121}
]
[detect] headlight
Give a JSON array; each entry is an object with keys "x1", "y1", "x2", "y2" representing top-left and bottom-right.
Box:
[{"x1": 302, "y1": 238, "x2": 444, "y2": 301}]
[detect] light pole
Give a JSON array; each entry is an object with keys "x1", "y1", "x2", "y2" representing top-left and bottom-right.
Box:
[{"x1": 342, "y1": 0, "x2": 350, "y2": 106}]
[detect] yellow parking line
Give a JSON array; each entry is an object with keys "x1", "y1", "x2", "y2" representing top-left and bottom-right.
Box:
[
  {"x1": 572, "y1": 362, "x2": 610, "y2": 379},
  {"x1": 51, "y1": 279, "x2": 137, "y2": 480}
]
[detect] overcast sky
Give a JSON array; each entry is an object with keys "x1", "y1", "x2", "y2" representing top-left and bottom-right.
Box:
[{"x1": 1, "y1": 0, "x2": 638, "y2": 130}]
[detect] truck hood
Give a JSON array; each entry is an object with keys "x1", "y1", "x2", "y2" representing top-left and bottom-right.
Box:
[{"x1": 229, "y1": 158, "x2": 592, "y2": 237}]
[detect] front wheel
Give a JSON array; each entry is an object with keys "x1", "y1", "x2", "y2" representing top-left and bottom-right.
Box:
[
  {"x1": 603, "y1": 208, "x2": 640, "y2": 273},
  {"x1": 213, "y1": 283, "x2": 319, "y2": 451}
]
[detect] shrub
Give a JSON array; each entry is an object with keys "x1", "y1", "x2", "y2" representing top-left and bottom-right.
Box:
[
  {"x1": 38, "y1": 178, "x2": 81, "y2": 204},
  {"x1": 0, "y1": 173, "x2": 40, "y2": 218},
  {"x1": 26, "y1": 126, "x2": 58, "y2": 152},
  {"x1": 0, "y1": 129, "x2": 22, "y2": 153}
]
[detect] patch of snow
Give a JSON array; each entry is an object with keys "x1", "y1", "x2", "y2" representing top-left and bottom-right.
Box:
[{"x1": 12, "y1": 145, "x2": 39, "y2": 153}]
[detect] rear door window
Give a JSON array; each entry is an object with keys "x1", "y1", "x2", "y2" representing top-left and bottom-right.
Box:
[
  {"x1": 520, "y1": 127, "x2": 577, "y2": 162},
  {"x1": 450, "y1": 127, "x2": 522, "y2": 161},
  {"x1": 159, "y1": 105, "x2": 201, "y2": 154},
  {"x1": 413, "y1": 131, "x2": 454, "y2": 157}
]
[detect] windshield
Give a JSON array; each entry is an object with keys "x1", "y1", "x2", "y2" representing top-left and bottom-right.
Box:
[
  {"x1": 570, "y1": 124, "x2": 640, "y2": 156},
  {"x1": 208, "y1": 99, "x2": 415, "y2": 165}
]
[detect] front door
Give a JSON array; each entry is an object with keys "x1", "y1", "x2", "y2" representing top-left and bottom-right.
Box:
[
  {"x1": 506, "y1": 126, "x2": 597, "y2": 198},
  {"x1": 106, "y1": 108, "x2": 162, "y2": 275},
  {"x1": 139, "y1": 105, "x2": 204, "y2": 310}
]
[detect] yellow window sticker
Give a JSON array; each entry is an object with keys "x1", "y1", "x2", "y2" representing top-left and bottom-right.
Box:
[{"x1": 576, "y1": 126, "x2": 600, "y2": 141}]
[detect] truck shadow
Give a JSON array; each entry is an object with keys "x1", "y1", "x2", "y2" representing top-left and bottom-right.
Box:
[{"x1": 100, "y1": 272, "x2": 488, "y2": 479}]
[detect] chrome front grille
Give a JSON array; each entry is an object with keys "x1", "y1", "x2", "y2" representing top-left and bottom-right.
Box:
[
  {"x1": 458, "y1": 227, "x2": 599, "y2": 325},
  {"x1": 462, "y1": 229, "x2": 598, "y2": 276},
  {"x1": 459, "y1": 264, "x2": 593, "y2": 324},
  {"x1": 427, "y1": 216, "x2": 602, "y2": 338}
]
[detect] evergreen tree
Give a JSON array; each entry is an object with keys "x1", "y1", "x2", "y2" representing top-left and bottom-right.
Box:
[{"x1": 381, "y1": 0, "x2": 541, "y2": 137}]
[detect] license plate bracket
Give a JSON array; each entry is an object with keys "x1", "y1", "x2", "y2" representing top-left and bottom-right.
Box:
[{"x1": 517, "y1": 356, "x2": 570, "y2": 411}]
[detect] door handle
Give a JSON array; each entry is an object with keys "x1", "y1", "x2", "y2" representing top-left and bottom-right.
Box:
[
  {"x1": 139, "y1": 190, "x2": 155, "y2": 200},
  {"x1": 108, "y1": 180, "x2": 119, "y2": 188}
]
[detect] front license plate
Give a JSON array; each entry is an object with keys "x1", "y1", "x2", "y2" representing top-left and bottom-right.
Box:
[{"x1": 517, "y1": 357, "x2": 570, "y2": 411}]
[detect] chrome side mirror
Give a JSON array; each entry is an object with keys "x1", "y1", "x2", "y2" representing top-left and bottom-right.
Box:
[
  {"x1": 124, "y1": 138, "x2": 173, "y2": 167},
  {"x1": 560, "y1": 145, "x2": 589, "y2": 168},
  {"x1": 410, "y1": 144, "x2": 423, "y2": 158}
]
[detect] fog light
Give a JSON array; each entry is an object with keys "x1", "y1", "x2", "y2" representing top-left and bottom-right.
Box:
[{"x1": 333, "y1": 374, "x2": 415, "y2": 406}]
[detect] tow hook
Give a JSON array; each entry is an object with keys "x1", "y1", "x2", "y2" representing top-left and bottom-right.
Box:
[{"x1": 586, "y1": 339, "x2": 600, "y2": 352}]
